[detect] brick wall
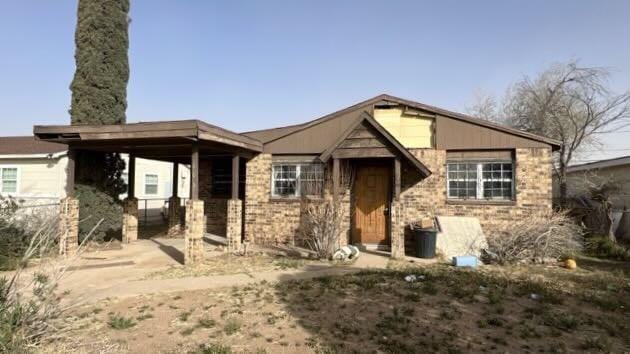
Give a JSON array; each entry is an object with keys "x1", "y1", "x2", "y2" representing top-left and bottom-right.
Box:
[
  {"x1": 244, "y1": 154, "x2": 351, "y2": 247},
  {"x1": 244, "y1": 148, "x2": 553, "y2": 250}
]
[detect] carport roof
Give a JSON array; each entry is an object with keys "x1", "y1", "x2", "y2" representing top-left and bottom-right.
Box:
[{"x1": 33, "y1": 120, "x2": 263, "y2": 162}]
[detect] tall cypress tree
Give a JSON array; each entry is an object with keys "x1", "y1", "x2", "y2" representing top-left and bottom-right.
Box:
[{"x1": 70, "y1": 0, "x2": 130, "y2": 241}]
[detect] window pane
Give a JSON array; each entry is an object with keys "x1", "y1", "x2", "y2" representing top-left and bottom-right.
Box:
[
  {"x1": 447, "y1": 163, "x2": 478, "y2": 199},
  {"x1": 272, "y1": 165, "x2": 298, "y2": 197},
  {"x1": 2, "y1": 180, "x2": 17, "y2": 193},
  {"x1": 480, "y1": 162, "x2": 513, "y2": 200},
  {"x1": 145, "y1": 185, "x2": 158, "y2": 195},
  {"x1": 2, "y1": 168, "x2": 17, "y2": 180},
  {"x1": 145, "y1": 174, "x2": 158, "y2": 185},
  {"x1": 300, "y1": 163, "x2": 324, "y2": 196}
]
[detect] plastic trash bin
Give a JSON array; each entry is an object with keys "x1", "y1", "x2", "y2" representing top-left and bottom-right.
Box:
[{"x1": 412, "y1": 228, "x2": 437, "y2": 258}]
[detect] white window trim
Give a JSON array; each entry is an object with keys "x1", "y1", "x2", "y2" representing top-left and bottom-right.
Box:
[
  {"x1": 270, "y1": 163, "x2": 324, "y2": 198},
  {"x1": 144, "y1": 173, "x2": 159, "y2": 196},
  {"x1": 446, "y1": 161, "x2": 514, "y2": 201},
  {"x1": 271, "y1": 164, "x2": 300, "y2": 198},
  {"x1": 0, "y1": 165, "x2": 20, "y2": 197}
]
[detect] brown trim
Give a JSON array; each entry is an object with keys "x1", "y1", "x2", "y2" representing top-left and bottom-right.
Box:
[
  {"x1": 34, "y1": 120, "x2": 263, "y2": 153},
  {"x1": 445, "y1": 199, "x2": 516, "y2": 206}
]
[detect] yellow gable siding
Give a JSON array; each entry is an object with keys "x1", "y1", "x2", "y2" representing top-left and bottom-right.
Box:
[{"x1": 374, "y1": 108, "x2": 434, "y2": 148}]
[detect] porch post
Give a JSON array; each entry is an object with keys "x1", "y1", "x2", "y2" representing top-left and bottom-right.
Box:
[
  {"x1": 185, "y1": 144, "x2": 204, "y2": 264},
  {"x1": 394, "y1": 157, "x2": 401, "y2": 200},
  {"x1": 391, "y1": 157, "x2": 404, "y2": 258},
  {"x1": 58, "y1": 148, "x2": 79, "y2": 256},
  {"x1": 332, "y1": 158, "x2": 340, "y2": 202},
  {"x1": 226, "y1": 155, "x2": 242, "y2": 251},
  {"x1": 122, "y1": 154, "x2": 138, "y2": 243},
  {"x1": 167, "y1": 163, "x2": 182, "y2": 237}
]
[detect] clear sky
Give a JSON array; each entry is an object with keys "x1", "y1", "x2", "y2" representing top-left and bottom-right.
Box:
[{"x1": 1, "y1": 1, "x2": 629, "y2": 163}]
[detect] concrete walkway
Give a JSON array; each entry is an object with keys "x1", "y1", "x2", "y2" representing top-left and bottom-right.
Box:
[{"x1": 53, "y1": 238, "x2": 395, "y2": 306}]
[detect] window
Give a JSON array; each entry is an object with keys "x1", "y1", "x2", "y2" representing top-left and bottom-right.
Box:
[
  {"x1": 271, "y1": 163, "x2": 324, "y2": 198},
  {"x1": 144, "y1": 174, "x2": 158, "y2": 195},
  {"x1": 1, "y1": 167, "x2": 18, "y2": 194},
  {"x1": 447, "y1": 162, "x2": 513, "y2": 200}
]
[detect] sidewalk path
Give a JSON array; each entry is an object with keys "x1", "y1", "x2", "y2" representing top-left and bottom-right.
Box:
[{"x1": 61, "y1": 251, "x2": 392, "y2": 306}]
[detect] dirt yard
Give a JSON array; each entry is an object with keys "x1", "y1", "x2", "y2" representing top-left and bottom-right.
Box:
[{"x1": 44, "y1": 256, "x2": 630, "y2": 353}]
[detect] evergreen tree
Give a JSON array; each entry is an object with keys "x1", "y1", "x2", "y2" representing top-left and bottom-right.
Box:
[{"x1": 69, "y1": 0, "x2": 130, "y2": 241}]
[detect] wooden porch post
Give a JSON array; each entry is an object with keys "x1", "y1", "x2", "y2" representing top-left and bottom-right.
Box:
[
  {"x1": 65, "y1": 148, "x2": 76, "y2": 197},
  {"x1": 172, "y1": 163, "x2": 179, "y2": 197},
  {"x1": 332, "y1": 158, "x2": 340, "y2": 202},
  {"x1": 231, "y1": 155, "x2": 240, "y2": 200},
  {"x1": 128, "y1": 154, "x2": 136, "y2": 198},
  {"x1": 191, "y1": 144, "x2": 199, "y2": 200},
  {"x1": 167, "y1": 162, "x2": 182, "y2": 237},
  {"x1": 123, "y1": 153, "x2": 138, "y2": 243},
  {"x1": 394, "y1": 157, "x2": 401, "y2": 201}
]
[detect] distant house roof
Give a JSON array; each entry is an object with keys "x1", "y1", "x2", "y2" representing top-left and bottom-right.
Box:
[
  {"x1": 568, "y1": 155, "x2": 630, "y2": 173},
  {"x1": 242, "y1": 94, "x2": 562, "y2": 153},
  {"x1": 0, "y1": 136, "x2": 66, "y2": 157}
]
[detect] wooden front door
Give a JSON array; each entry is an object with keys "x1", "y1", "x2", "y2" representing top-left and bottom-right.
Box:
[{"x1": 352, "y1": 164, "x2": 391, "y2": 245}]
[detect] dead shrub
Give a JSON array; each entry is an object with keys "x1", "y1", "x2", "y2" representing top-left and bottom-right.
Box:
[
  {"x1": 301, "y1": 199, "x2": 345, "y2": 259},
  {"x1": 0, "y1": 203, "x2": 102, "y2": 352},
  {"x1": 486, "y1": 211, "x2": 583, "y2": 264}
]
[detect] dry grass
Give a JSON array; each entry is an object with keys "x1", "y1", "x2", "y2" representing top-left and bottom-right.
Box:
[
  {"x1": 45, "y1": 256, "x2": 630, "y2": 353},
  {"x1": 143, "y1": 252, "x2": 309, "y2": 280}
]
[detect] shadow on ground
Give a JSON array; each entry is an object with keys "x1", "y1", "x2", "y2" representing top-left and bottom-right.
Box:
[
  {"x1": 151, "y1": 239, "x2": 184, "y2": 265},
  {"x1": 272, "y1": 259, "x2": 630, "y2": 353}
]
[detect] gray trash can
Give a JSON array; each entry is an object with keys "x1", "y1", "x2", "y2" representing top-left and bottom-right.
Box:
[{"x1": 413, "y1": 228, "x2": 437, "y2": 258}]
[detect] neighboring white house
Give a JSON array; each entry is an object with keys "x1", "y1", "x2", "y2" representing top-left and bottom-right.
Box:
[{"x1": 0, "y1": 136, "x2": 190, "y2": 223}]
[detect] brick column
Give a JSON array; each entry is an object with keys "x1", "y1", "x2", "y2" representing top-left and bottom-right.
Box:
[
  {"x1": 390, "y1": 200, "x2": 405, "y2": 259},
  {"x1": 58, "y1": 197, "x2": 79, "y2": 256},
  {"x1": 167, "y1": 196, "x2": 182, "y2": 237},
  {"x1": 226, "y1": 199, "x2": 242, "y2": 251},
  {"x1": 185, "y1": 199, "x2": 204, "y2": 265},
  {"x1": 122, "y1": 197, "x2": 138, "y2": 243}
]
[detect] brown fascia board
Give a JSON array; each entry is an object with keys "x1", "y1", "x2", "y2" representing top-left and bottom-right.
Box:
[
  {"x1": 251, "y1": 93, "x2": 562, "y2": 150},
  {"x1": 319, "y1": 111, "x2": 432, "y2": 177},
  {"x1": 34, "y1": 120, "x2": 263, "y2": 152},
  {"x1": 378, "y1": 94, "x2": 563, "y2": 149}
]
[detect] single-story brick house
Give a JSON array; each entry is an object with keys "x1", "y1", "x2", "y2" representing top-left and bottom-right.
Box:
[{"x1": 34, "y1": 94, "x2": 560, "y2": 262}]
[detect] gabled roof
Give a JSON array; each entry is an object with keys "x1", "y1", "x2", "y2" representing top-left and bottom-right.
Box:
[
  {"x1": 319, "y1": 111, "x2": 431, "y2": 177},
  {"x1": 568, "y1": 155, "x2": 630, "y2": 173},
  {"x1": 243, "y1": 94, "x2": 562, "y2": 150},
  {"x1": 0, "y1": 136, "x2": 66, "y2": 157}
]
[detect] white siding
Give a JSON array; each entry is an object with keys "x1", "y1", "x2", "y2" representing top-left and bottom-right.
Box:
[{"x1": 0, "y1": 156, "x2": 68, "y2": 202}]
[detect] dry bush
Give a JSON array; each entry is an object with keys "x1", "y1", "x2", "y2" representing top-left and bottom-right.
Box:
[
  {"x1": 486, "y1": 211, "x2": 583, "y2": 264},
  {"x1": 0, "y1": 204, "x2": 102, "y2": 352},
  {"x1": 301, "y1": 199, "x2": 345, "y2": 259}
]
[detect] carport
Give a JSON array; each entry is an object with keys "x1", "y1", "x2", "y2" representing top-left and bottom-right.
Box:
[{"x1": 34, "y1": 120, "x2": 262, "y2": 264}]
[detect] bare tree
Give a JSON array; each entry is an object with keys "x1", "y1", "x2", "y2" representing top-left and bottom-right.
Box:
[
  {"x1": 470, "y1": 61, "x2": 630, "y2": 206},
  {"x1": 505, "y1": 61, "x2": 630, "y2": 206},
  {"x1": 466, "y1": 89, "x2": 500, "y2": 123}
]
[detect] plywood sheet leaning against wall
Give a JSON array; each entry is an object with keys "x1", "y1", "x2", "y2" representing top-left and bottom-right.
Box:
[{"x1": 435, "y1": 216, "x2": 488, "y2": 259}]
